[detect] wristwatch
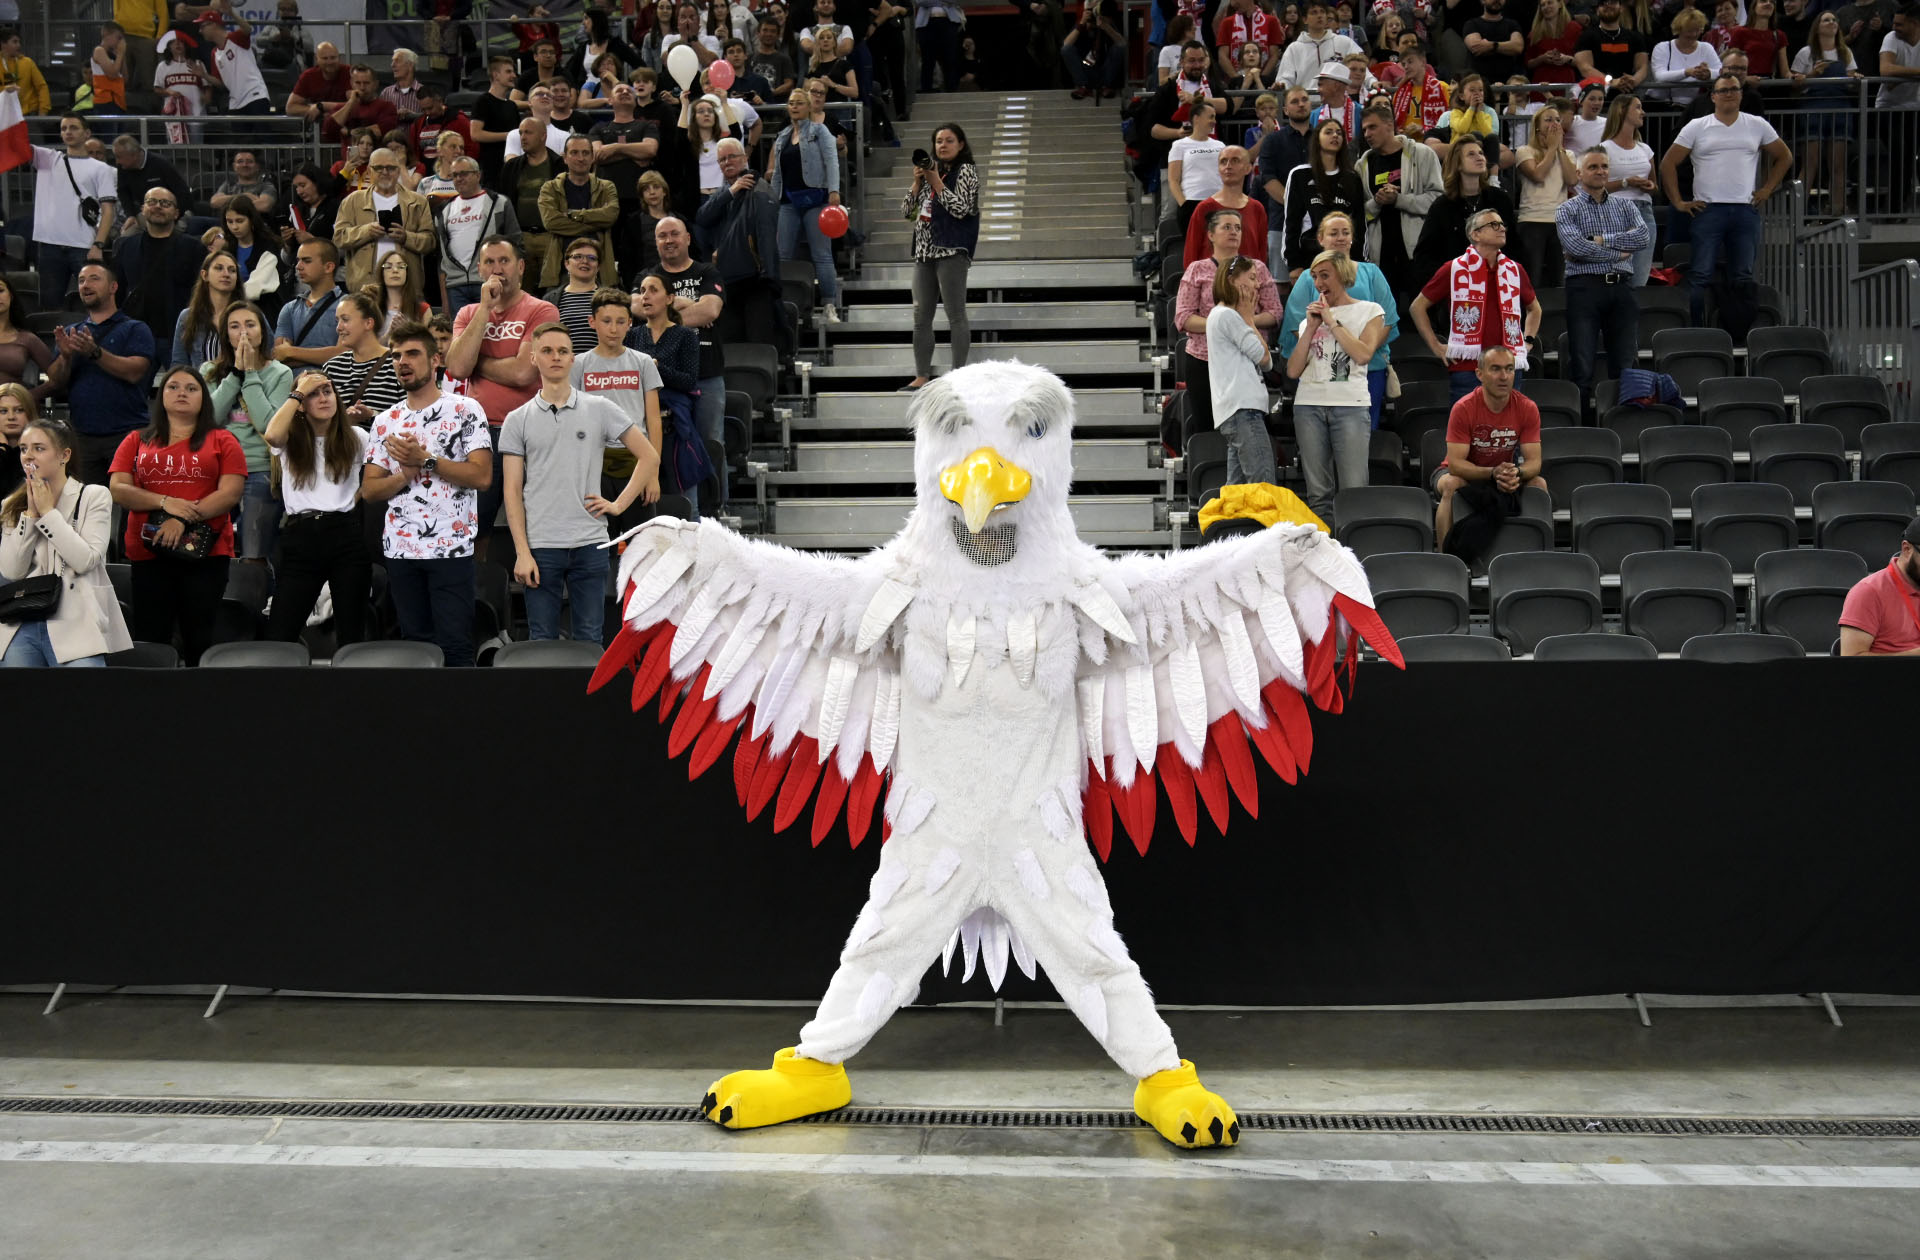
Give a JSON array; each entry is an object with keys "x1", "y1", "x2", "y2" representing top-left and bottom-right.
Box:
[{"x1": 421, "y1": 455, "x2": 439, "y2": 475}]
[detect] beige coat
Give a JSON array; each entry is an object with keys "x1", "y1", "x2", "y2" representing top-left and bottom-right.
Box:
[
  {"x1": 535, "y1": 174, "x2": 621, "y2": 289},
  {"x1": 0, "y1": 480, "x2": 133, "y2": 663},
  {"x1": 333, "y1": 185, "x2": 437, "y2": 293}
]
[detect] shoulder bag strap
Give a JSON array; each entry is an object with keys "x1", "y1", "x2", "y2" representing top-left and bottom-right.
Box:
[{"x1": 293, "y1": 288, "x2": 341, "y2": 347}]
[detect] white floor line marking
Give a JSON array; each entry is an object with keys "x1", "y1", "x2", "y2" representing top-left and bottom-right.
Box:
[{"x1": 2, "y1": 1142, "x2": 1918, "y2": 1189}]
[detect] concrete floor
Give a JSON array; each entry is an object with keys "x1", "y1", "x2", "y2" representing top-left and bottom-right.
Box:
[{"x1": 4, "y1": 994, "x2": 1919, "y2": 1258}]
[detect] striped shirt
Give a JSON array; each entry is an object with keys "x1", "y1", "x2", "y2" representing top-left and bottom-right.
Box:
[
  {"x1": 546, "y1": 286, "x2": 601, "y2": 355},
  {"x1": 1554, "y1": 187, "x2": 1652, "y2": 278},
  {"x1": 322, "y1": 349, "x2": 408, "y2": 418}
]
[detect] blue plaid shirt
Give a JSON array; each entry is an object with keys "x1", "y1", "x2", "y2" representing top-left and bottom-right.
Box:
[{"x1": 1555, "y1": 187, "x2": 1652, "y2": 277}]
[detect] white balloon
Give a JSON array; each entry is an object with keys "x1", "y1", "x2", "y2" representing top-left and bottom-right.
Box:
[{"x1": 665, "y1": 43, "x2": 701, "y2": 92}]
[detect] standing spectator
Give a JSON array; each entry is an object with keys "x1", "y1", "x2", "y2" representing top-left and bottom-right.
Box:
[
  {"x1": 1431, "y1": 346, "x2": 1545, "y2": 555},
  {"x1": 1875, "y1": 5, "x2": 1919, "y2": 216},
  {"x1": 1354, "y1": 105, "x2": 1441, "y2": 313},
  {"x1": 545, "y1": 239, "x2": 609, "y2": 353},
  {"x1": 88, "y1": 21, "x2": 130, "y2": 114},
  {"x1": 625, "y1": 274, "x2": 709, "y2": 514},
  {"x1": 916, "y1": 0, "x2": 963, "y2": 93},
  {"x1": 502, "y1": 324, "x2": 659, "y2": 643},
  {"x1": 0, "y1": 412, "x2": 130, "y2": 668},
  {"x1": 515, "y1": 37, "x2": 566, "y2": 103},
  {"x1": 20, "y1": 109, "x2": 118, "y2": 307},
  {"x1": 1730, "y1": 0, "x2": 1792, "y2": 77},
  {"x1": 1838, "y1": 517, "x2": 1920, "y2": 654},
  {"x1": 1275, "y1": 1, "x2": 1363, "y2": 87},
  {"x1": 273, "y1": 240, "x2": 346, "y2": 370},
  {"x1": 1512, "y1": 107, "x2": 1577, "y2": 286},
  {"x1": 1176, "y1": 210, "x2": 1283, "y2": 437},
  {"x1": 573, "y1": 288, "x2": 664, "y2": 534},
  {"x1": 44, "y1": 265, "x2": 154, "y2": 485},
  {"x1": 1168, "y1": 102, "x2": 1227, "y2": 233},
  {"x1": 1424, "y1": 72, "x2": 1502, "y2": 156},
  {"x1": 769, "y1": 89, "x2": 844, "y2": 323},
  {"x1": 1280, "y1": 118, "x2": 1366, "y2": 279},
  {"x1": 699, "y1": 140, "x2": 784, "y2": 347},
  {"x1": 1206, "y1": 257, "x2": 1279, "y2": 487},
  {"x1": 111, "y1": 188, "x2": 204, "y2": 367},
  {"x1": 647, "y1": 217, "x2": 728, "y2": 496},
  {"x1": 569, "y1": 6, "x2": 642, "y2": 87},
  {"x1": 107, "y1": 366, "x2": 246, "y2": 664},
  {"x1": 472, "y1": 55, "x2": 525, "y2": 184},
  {"x1": 1573, "y1": 0, "x2": 1651, "y2": 91},
  {"x1": 436, "y1": 158, "x2": 523, "y2": 314},
  {"x1": 220, "y1": 195, "x2": 287, "y2": 316},
  {"x1": 1600, "y1": 93, "x2": 1659, "y2": 285},
  {"x1": 1789, "y1": 11, "x2": 1862, "y2": 217},
  {"x1": 1411, "y1": 208, "x2": 1541, "y2": 404},
  {"x1": 1308, "y1": 60, "x2": 1361, "y2": 147},
  {"x1": 286, "y1": 39, "x2": 349, "y2": 124},
  {"x1": 590, "y1": 81, "x2": 663, "y2": 283},
  {"x1": 199, "y1": 2, "x2": 271, "y2": 115},
  {"x1": 547, "y1": 78, "x2": 595, "y2": 138},
  {"x1": 900, "y1": 125, "x2": 979, "y2": 391},
  {"x1": 153, "y1": 28, "x2": 213, "y2": 135},
  {"x1": 1258, "y1": 85, "x2": 1315, "y2": 263},
  {"x1": 109, "y1": 137, "x2": 191, "y2": 235},
  {"x1": 1241, "y1": 90, "x2": 1283, "y2": 152},
  {"x1": 361, "y1": 322, "x2": 494, "y2": 666},
  {"x1": 211, "y1": 149, "x2": 276, "y2": 215},
  {"x1": 751, "y1": 16, "x2": 799, "y2": 97},
  {"x1": 446, "y1": 238, "x2": 558, "y2": 540},
  {"x1": 321, "y1": 291, "x2": 406, "y2": 425},
  {"x1": 1411, "y1": 135, "x2": 1518, "y2": 281},
  {"x1": 1527, "y1": 0, "x2": 1585, "y2": 90},
  {"x1": 0, "y1": 27, "x2": 51, "y2": 115},
  {"x1": 502, "y1": 119, "x2": 563, "y2": 281},
  {"x1": 1391, "y1": 45, "x2": 1450, "y2": 133},
  {"x1": 1281, "y1": 211, "x2": 1398, "y2": 427},
  {"x1": 1157, "y1": 15, "x2": 1197, "y2": 84},
  {"x1": 374, "y1": 253, "x2": 431, "y2": 340},
  {"x1": 1064, "y1": 0, "x2": 1129, "y2": 99},
  {"x1": 204, "y1": 300, "x2": 288, "y2": 562},
  {"x1": 0, "y1": 383, "x2": 28, "y2": 497},
  {"x1": 1651, "y1": 8, "x2": 1722, "y2": 107},
  {"x1": 1659, "y1": 75, "x2": 1792, "y2": 338},
  {"x1": 284, "y1": 164, "x2": 342, "y2": 249},
  {"x1": 1565, "y1": 78, "x2": 1609, "y2": 151},
  {"x1": 261, "y1": 371, "x2": 370, "y2": 644},
  {"x1": 260, "y1": 0, "x2": 313, "y2": 71},
  {"x1": 538, "y1": 135, "x2": 622, "y2": 289},
  {"x1": 383, "y1": 47, "x2": 423, "y2": 121},
  {"x1": 0, "y1": 279, "x2": 53, "y2": 406},
  {"x1": 1182, "y1": 146, "x2": 1268, "y2": 267},
  {"x1": 333, "y1": 148, "x2": 435, "y2": 293},
  {"x1": 1286, "y1": 249, "x2": 1386, "y2": 521},
  {"x1": 632, "y1": 172, "x2": 677, "y2": 278},
  {"x1": 171, "y1": 250, "x2": 239, "y2": 369},
  {"x1": 1144, "y1": 42, "x2": 1230, "y2": 192},
  {"x1": 1462, "y1": 0, "x2": 1526, "y2": 84},
  {"x1": 1557, "y1": 147, "x2": 1649, "y2": 417},
  {"x1": 1215, "y1": 0, "x2": 1287, "y2": 75},
  {"x1": 408, "y1": 84, "x2": 473, "y2": 169},
  {"x1": 1691, "y1": 45, "x2": 1767, "y2": 120}
]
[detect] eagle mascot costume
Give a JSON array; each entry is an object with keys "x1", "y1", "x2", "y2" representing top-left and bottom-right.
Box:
[{"x1": 589, "y1": 361, "x2": 1401, "y2": 1149}]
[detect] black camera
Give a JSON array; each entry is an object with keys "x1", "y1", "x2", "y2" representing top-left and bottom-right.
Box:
[{"x1": 912, "y1": 149, "x2": 932, "y2": 169}]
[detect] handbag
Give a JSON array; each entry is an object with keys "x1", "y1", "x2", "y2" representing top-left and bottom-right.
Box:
[
  {"x1": 0, "y1": 573, "x2": 61, "y2": 623},
  {"x1": 146, "y1": 510, "x2": 218, "y2": 560}
]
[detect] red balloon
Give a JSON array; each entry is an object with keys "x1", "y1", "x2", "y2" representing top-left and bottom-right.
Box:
[{"x1": 818, "y1": 204, "x2": 849, "y2": 239}]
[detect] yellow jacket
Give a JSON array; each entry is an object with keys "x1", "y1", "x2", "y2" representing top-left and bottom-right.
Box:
[
  {"x1": 114, "y1": 0, "x2": 169, "y2": 41},
  {"x1": 1, "y1": 55, "x2": 51, "y2": 116},
  {"x1": 535, "y1": 174, "x2": 620, "y2": 288},
  {"x1": 332, "y1": 186, "x2": 437, "y2": 292}
]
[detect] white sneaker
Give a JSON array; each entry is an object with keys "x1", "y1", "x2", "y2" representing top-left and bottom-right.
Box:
[{"x1": 821, "y1": 306, "x2": 841, "y2": 324}]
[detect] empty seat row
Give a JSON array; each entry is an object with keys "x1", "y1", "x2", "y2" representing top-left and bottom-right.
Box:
[
  {"x1": 113, "y1": 640, "x2": 605, "y2": 669},
  {"x1": 1396, "y1": 631, "x2": 1807, "y2": 663}
]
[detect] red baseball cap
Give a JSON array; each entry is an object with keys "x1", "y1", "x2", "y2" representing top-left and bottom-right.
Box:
[{"x1": 197, "y1": 11, "x2": 225, "y2": 25}]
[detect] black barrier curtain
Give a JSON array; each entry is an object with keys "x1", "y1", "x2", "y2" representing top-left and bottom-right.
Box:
[{"x1": 7, "y1": 665, "x2": 1916, "y2": 1003}]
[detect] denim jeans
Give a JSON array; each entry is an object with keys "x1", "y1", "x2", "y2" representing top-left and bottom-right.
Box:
[
  {"x1": 1062, "y1": 40, "x2": 1125, "y2": 92},
  {"x1": 1565, "y1": 273, "x2": 1641, "y2": 418},
  {"x1": 234, "y1": 468, "x2": 283, "y2": 561},
  {"x1": 523, "y1": 545, "x2": 609, "y2": 642},
  {"x1": 778, "y1": 202, "x2": 839, "y2": 305},
  {"x1": 1686, "y1": 202, "x2": 1760, "y2": 330},
  {"x1": 0, "y1": 621, "x2": 105, "y2": 667},
  {"x1": 1218, "y1": 407, "x2": 1278, "y2": 487},
  {"x1": 385, "y1": 553, "x2": 476, "y2": 666},
  {"x1": 1293, "y1": 403, "x2": 1370, "y2": 524},
  {"x1": 917, "y1": 14, "x2": 960, "y2": 91},
  {"x1": 1626, "y1": 199, "x2": 1657, "y2": 287},
  {"x1": 446, "y1": 282, "x2": 481, "y2": 314},
  {"x1": 1367, "y1": 367, "x2": 1387, "y2": 430}
]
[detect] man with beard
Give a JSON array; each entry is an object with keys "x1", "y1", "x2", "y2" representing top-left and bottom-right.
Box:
[
  {"x1": 1839, "y1": 518, "x2": 1920, "y2": 655},
  {"x1": 1258, "y1": 85, "x2": 1314, "y2": 265},
  {"x1": 110, "y1": 187, "x2": 204, "y2": 368},
  {"x1": 1573, "y1": 0, "x2": 1650, "y2": 91}
]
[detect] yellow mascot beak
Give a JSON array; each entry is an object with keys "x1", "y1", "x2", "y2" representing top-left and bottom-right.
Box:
[{"x1": 940, "y1": 447, "x2": 1032, "y2": 534}]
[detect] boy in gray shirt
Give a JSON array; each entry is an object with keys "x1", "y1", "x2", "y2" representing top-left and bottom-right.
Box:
[{"x1": 570, "y1": 287, "x2": 664, "y2": 528}]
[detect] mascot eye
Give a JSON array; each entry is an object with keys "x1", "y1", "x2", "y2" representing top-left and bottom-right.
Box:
[{"x1": 1025, "y1": 419, "x2": 1046, "y2": 440}]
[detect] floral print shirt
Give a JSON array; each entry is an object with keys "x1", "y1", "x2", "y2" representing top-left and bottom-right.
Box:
[{"x1": 366, "y1": 390, "x2": 493, "y2": 560}]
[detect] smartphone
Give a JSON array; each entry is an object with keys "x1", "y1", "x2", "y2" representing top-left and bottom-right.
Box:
[
  {"x1": 141, "y1": 522, "x2": 160, "y2": 543},
  {"x1": 377, "y1": 208, "x2": 400, "y2": 230}
]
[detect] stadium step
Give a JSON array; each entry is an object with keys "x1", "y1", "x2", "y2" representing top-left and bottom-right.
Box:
[
  {"x1": 802, "y1": 388, "x2": 1157, "y2": 432},
  {"x1": 842, "y1": 259, "x2": 1142, "y2": 295},
  {"x1": 768, "y1": 439, "x2": 1166, "y2": 486},
  {"x1": 837, "y1": 300, "x2": 1147, "y2": 335},
  {"x1": 770, "y1": 495, "x2": 1166, "y2": 550}
]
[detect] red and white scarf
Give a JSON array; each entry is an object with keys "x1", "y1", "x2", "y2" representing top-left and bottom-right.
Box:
[
  {"x1": 1446, "y1": 246, "x2": 1527, "y2": 369},
  {"x1": 1392, "y1": 73, "x2": 1448, "y2": 133}
]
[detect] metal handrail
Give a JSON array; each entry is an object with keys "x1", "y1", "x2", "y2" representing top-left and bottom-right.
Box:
[
  {"x1": 1846, "y1": 260, "x2": 1920, "y2": 422},
  {"x1": 1797, "y1": 212, "x2": 1862, "y2": 339}
]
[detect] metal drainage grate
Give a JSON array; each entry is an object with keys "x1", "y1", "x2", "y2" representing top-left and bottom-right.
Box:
[{"x1": 2, "y1": 1096, "x2": 1918, "y2": 1139}]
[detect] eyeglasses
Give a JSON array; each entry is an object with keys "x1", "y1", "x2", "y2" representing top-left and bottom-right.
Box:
[{"x1": 454, "y1": 168, "x2": 481, "y2": 177}]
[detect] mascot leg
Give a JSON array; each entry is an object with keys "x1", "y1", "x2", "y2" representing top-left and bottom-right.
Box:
[
  {"x1": 994, "y1": 838, "x2": 1240, "y2": 1150},
  {"x1": 701, "y1": 821, "x2": 980, "y2": 1130}
]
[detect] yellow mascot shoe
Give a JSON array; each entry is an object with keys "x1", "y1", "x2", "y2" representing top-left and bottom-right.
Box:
[
  {"x1": 1134, "y1": 1059, "x2": 1240, "y2": 1149},
  {"x1": 699, "y1": 1047, "x2": 853, "y2": 1130}
]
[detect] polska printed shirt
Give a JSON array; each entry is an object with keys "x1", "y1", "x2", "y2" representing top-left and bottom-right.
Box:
[{"x1": 366, "y1": 390, "x2": 494, "y2": 560}]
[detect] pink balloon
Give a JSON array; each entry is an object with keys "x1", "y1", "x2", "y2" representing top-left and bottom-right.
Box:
[{"x1": 707, "y1": 59, "x2": 735, "y2": 92}]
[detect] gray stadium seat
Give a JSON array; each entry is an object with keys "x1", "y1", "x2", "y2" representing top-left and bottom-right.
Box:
[
  {"x1": 1475, "y1": 484, "x2": 1555, "y2": 562},
  {"x1": 1651, "y1": 327, "x2": 1735, "y2": 399},
  {"x1": 1396, "y1": 633, "x2": 1512, "y2": 662},
  {"x1": 1488, "y1": 552, "x2": 1604, "y2": 653},
  {"x1": 1748, "y1": 423, "x2": 1848, "y2": 507},
  {"x1": 107, "y1": 642, "x2": 181, "y2": 668},
  {"x1": 1390, "y1": 380, "x2": 1453, "y2": 447},
  {"x1": 1812, "y1": 481, "x2": 1915, "y2": 569},
  {"x1": 1334, "y1": 486, "x2": 1435, "y2": 558},
  {"x1": 1531, "y1": 632, "x2": 1658, "y2": 661},
  {"x1": 1678, "y1": 633, "x2": 1806, "y2": 662},
  {"x1": 1571, "y1": 483, "x2": 1674, "y2": 576},
  {"x1": 1597, "y1": 379, "x2": 1685, "y2": 453},
  {"x1": 1369, "y1": 429, "x2": 1406, "y2": 486},
  {"x1": 1803, "y1": 376, "x2": 1893, "y2": 447},
  {"x1": 1640, "y1": 426, "x2": 1736, "y2": 506},
  {"x1": 200, "y1": 641, "x2": 313, "y2": 668},
  {"x1": 492, "y1": 640, "x2": 606, "y2": 668},
  {"x1": 1363, "y1": 552, "x2": 1472, "y2": 639},
  {"x1": 1697, "y1": 377, "x2": 1788, "y2": 449},
  {"x1": 1540, "y1": 427, "x2": 1623, "y2": 512},
  {"x1": 1691, "y1": 482, "x2": 1796, "y2": 573},
  {"x1": 331, "y1": 641, "x2": 446, "y2": 668},
  {"x1": 1746, "y1": 326, "x2": 1835, "y2": 397},
  {"x1": 1861, "y1": 423, "x2": 1920, "y2": 498},
  {"x1": 1526, "y1": 377, "x2": 1584, "y2": 429},
  {"x1": 1750, "y1": 549, "x2": 1870, "y2": 652},
  {"x1": 1620, "y1": 551, "x2": 1738, "y2": 651}
]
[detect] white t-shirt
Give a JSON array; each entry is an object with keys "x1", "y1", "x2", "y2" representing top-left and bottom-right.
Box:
[
  {"x1": 504, "y1": 121, "x2": 574, "y2": 158},
  {"x1": 1566, "y1": 113, "x2": 1606, "y2": 154},
  {"x1": 797, "y1": 25, "x2": 852, "y2": 55},
  {"x1": 1673, "y1": 111, "x2": 1779, "y2": 203},
  {"x1": 1649, "y1": 39, "x2": 1720, "y2": 106},
  {"x1": 210, "y1": 31, "x2": 269, "y2": 110},
  {"x1": 1789, "y1": 45, "x2": 1856, "y2": 75},
  {"x1": 1169, "y1": 136, "x2": 1225, "y2": 201},
  {"x1": 154, "y1": 58, "x2": 203, "y2": 114},
  {"x1": 372, "y1": 190, "x2": 399, "y2": 263},
  {"x1": 29, "y1": 148, "x2": 116, "y2": 250},
  {"x1": 441, "y1": 193, "x2": 505, "y2": 272},
  {"x1": 664, "y1": 31, "x2": 726, "y2": 59},
  {"x1": 1293, "y1": 299, "x2": 1383, "y2": 409},
  {"x1": 1602, "y1": 137, "x2": 1655, "y2": 203},
  {"x1": 1879, "y1": 32, "x2": 1920, "y2": 108},
  {"x1": 271, "y1": 425, "x2": 370, "y2": 515},
  {"x1": 1156, "y1": 43, "x2": 1183, "y2": 81}
]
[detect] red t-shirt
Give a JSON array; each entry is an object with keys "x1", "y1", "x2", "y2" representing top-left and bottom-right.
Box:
[
  {"x1": 1526, "y1": 22, "x2": 1584, "y2": 87},
  {"x1": 292, "y1": 64, "x2": 351, "y2": 108},
  {"x1": 1725, "y1": 26, "x2": 1786, "y2": 71},
  {"x1": 1838, "y1": 562, "x2": 1920, "y2": 653},
  {"x1": 1215, "y1": 9, "x2": 1284, "y2": 62},
  {"x1": 451, "y1": 292, "x2": 562, "y2": 426},
  {"x1": 110, "y1": 429, "x2": 249, "y2": 561},
  {"x1": 1444, "y1": 387, "x2": 1541, "y2": 469},
  {"x1": 324, "y1": 97, "x2": 400, "y2": 149},
  {"x1": 1182, "y1": 196, "x2": 1269, "y2": 268},
  {"x1": 1419, "y1": 261, "x2": 1537, "y2": 374}
]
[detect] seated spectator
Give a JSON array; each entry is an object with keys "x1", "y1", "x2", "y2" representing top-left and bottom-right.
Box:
[
  {"x1": 502, "y1": 323, "x2": 660, "y2": 643},
  {"x1": 436, "y1": 158, "x2": 524, "y2": 313},
  {"x1": 273, "y1": 239, "x2": 347, "y2": 370},
  {"x1": 260, "y1": 0, "x2": 314, "y2": 71},
  {"x1": 333, "y1": 127, "x2": 381, "y2": 193},
  {"x1": 1282, "y1": 210, "x2": 1399, "y2": 426},
  {"x1": 1731, "y1": 0, "x2": 1792, "y2": 76},
  {"x1": 0, "y1": 278, "x2": 53, "y2": 407},
  {"x1": 1066, "y1": 0, "x2": 1129, "y2": 99},
  {"x1": 212, "y1": 149, "x2": 276, "y2": 216},
  {"x1": 1241, "y1": 91, "x2": 1285, "y2": 158},
  {"x1": 720, "y1": 37, "x2": 777, "y2": 106},
  {"x1": 1205, "y1": 256, "x2": 1280, "y2": 489},
  {"x1": 1168, "y1": 101, "x2": 1227, "y2": 233},
  {"x1": 0, "y1": 26, "x2": 51, "y2": 115},
  {"x1": 261, "y1": 370, "x2": 371, "y2": 644},
  {"x1": 374, "y1": 253, "x2": 431, "y2": 341},
  {"x1": 1431, "y1": 346, "x2": 1545, "y2": 556},
  {"x1": 320, "y1": 62, "x2": 397, "y2": 155},
  {"x1": 284, "y1": 163, "x2": 343, "y2": 248},
  {"x1": 408, "y1": 83, "x2": 474, "y2": 171},
  {"x1": 1707, "y1": 0, "x2": 1745, "y2": 55},
  {"x1": 1157, "y1": 15, "x2": 1196, "y2": 83},
  {"x1": 701, "y1": 138, "x2": 785, "y2": 348},
  {"x1": 1370, "y1": 12, "x2": 1410, "y2": 79},
  {"x1": 1411, "y1": 135, "x2": 1518, "y2": 281},
  {"x1": 1690, "y1": 44, "x2": 1767, "y2": 118},
  {"x1": 1280, "y1": 118, "x2": 1366, "y2": 279},
  {"x1": 572, "y1": 288, "x2": 664, "y2": 536},
  {"x1": 287, "y1": 38, "x2": 350, "y2": 126},
  {"x1": 417, "y1": 130, "x2": 468, "y2": 208},
  {"x1": 1392, "y1": 46, "x2": 1450, "y2": 134},
  {"x1": 0, "y1": 410, "x2": 129, "y2": 668},
  {"x1": 1573, "y1": 0, "x2": 1651, "y2": 92},
  {"x1": 1176, "y1": 210, "x2": 1283, "y2": 436},
  {"x1": 1285, "y1": 248, "x2": 1387, "y2": 522},
  {"x1": 204, "y1": 300, "x2": 289, "y2": 563},
  {"x1": 624, "y1": 273, "x2": 709, "y2": 515},
  {"x1": 1651, "y1": 7, "x2": 1722, "y2": 107},
  {"x1": 1512, "y1": 107, "x2": 1577, "y2": 285},
  {"x1": 1425, "y1": 72, "x2": 1503, "y2": 160},
  {"x1": 1527, "y1": 0, "x2": 1585, "y2": 89},
  {"x1": 769, "y1": 91, "x2": 842, "y2": 324},
  {"x1": 538, "y1": 135, "x2": 622, "y2": 290},
  {"x1": 545, "y1": 238, "x2": 609, "y2": 353},
  {"x1": 1462, "y1": 0, "x2": 1526, "y2": 84},
  {"x1": 173, "y1": 251, "x2": 240, "y2": 369},
  {"x1": 1411, "y1": 207, "x2": 1541, "y2": 403},
  {"x1": 111, "y1": 188, "x2": 204, "y2": 369},
  {"x1": 1839, "y1": 518, "x2": 1920, "y2": 655},
  {"x1": 1183, "y1": 146, "x2": 1268, "y2": 267},
  {"x1": 110, "y1": 136, "x2": 192, "y2": 238},
  {"x1": 1275, "y1": 1, "x2": 1363, "y2": 88},
  {"x1": 107, "y1": 366, "x2": 247, "y2": 665},
  {"x1": 382, "y1": 130, "x2": 428, "y2": 192},
  {"x1": 361, "y1": 321, "x2": 494, "y2": 667},
  {"x1": 221, "y1": 194, "x2": 288, "y2": 317},
  {"x1": 332, "y1": 148, "x2": 435, "y2": 293},
  {"x1": 323, "y1": 291, "x2": 407, "y2": 425},
  {"x1": 382, "y1": 46, "x2": 422, "y2": 120}
]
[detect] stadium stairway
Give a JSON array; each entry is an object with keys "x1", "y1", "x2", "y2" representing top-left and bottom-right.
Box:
[{"x1": 761, "y1": 90, "x2": 1171, "y2": 549}]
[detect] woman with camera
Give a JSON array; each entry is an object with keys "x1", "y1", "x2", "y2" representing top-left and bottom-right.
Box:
[
  {"x1": 0, "y1": 398, "x2": 130, "y2": 667},
  {"x1": 107, "y1": 367, "x2": 247, "y2": 665},
  {"x1": 262, "y1": 371, "x2": 371, "y2": 645},
  {"x1": 900, "y1": 124, "x2": 978, "y2": 392}
]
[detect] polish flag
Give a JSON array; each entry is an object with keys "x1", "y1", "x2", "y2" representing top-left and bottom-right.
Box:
[{"x1": 0, "y1": 89, "x2": 28, "y2": 173}]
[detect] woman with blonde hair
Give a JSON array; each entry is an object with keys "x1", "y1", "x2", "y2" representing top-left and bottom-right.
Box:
[
  {"x1": 172, "y1": 251, "x2": 241, "y2": 369},
  {"x1": 1286, "y1": 248, "x2": 1387, "y2": 525},
  {"x1": 1651, "y1": 8, "x2": 1722, "y2": 108},
  {"x1": 262, "y1": 370, "x2": 371, "y2": 644},
  {"x1": 1600, "y1": 93, "x2": 1658, "y2": 284},
  {"x1": 1514, "y1": 106, "x2": 1577, "y2": 285},
  {"x1": 1525, "y1": 0, "x2": 1583, "y2": 91},
  {"x1": 0, "y1": 403, "x2": 130, "y2": 667},
  {"x1": 1280, "y1": 211, "x2": 1398, "y2": 429}
]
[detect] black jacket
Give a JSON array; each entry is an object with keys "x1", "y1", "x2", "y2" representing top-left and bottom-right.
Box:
[
  {"x1": 1411, "y1": 184, "x2": 1519, "y2": 285},
  {"x1": 110, "y1": 231, "x2": 207, "y2": 344}
]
